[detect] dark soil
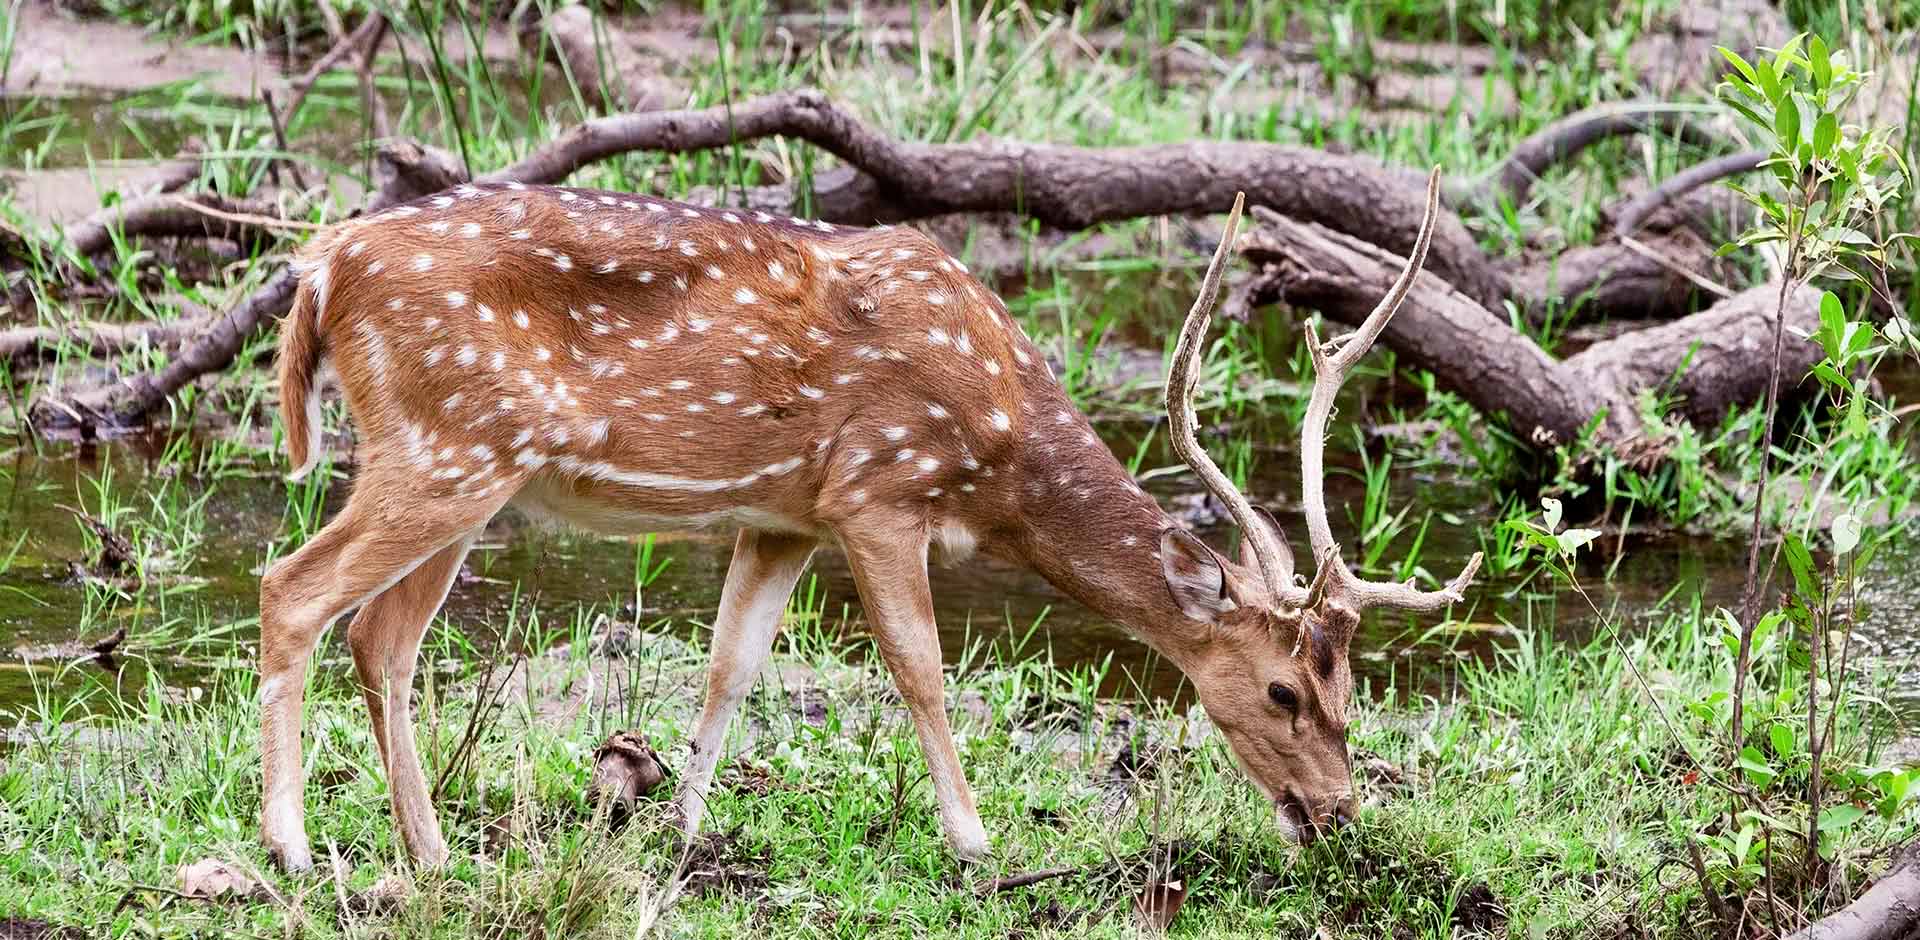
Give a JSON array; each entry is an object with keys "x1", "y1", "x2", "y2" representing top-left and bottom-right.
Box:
[
  {"x1": 0, "y1": 919, "x2": 87, "y2": 940},
  {"x1": 682, "y1": 828, "x2": 771, "y2": 898}
]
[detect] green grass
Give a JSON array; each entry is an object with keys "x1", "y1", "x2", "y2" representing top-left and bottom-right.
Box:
[
  {"x1": 3, "y1": 1, "x2": 1919, "y2": 937},
  {"x1": 1, "y1": 582, "x2": 1907, "y2": 938}
]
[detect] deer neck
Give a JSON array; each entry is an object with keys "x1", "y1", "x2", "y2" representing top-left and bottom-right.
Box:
[{"x1": 999, "y1": 402, "x2": 1199, "y2": 666}]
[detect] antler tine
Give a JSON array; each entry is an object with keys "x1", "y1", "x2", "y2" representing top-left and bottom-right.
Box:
[
  {"x1": 1297, "y1": 167, "x2": 1477, "y2": 614},
  {"x1": 1165, "y1": 192, "x2": 1296, "y2": 600}
]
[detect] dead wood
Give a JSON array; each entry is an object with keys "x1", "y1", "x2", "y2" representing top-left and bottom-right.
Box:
[
  {"x1": 1470, "y1": 101, "x2": 1722, "y2": 208},
  {"x1": 1609, "y1": 149, "x2": 1768, "y2": 235},
  {"x1": 25, "y1": 90, "x2": 1771, "y2": 443},
  {"x1": 977, "y1": 867, "x2": 1079, "y2": 894},
  {"x1": 2, "y1": 315, "x2": 209, "y2": 366},
  {"x1": 31, "y1": 91, "x2": 1502, "y2": 433},
  {"x1": 354, "y1": 15, "x2": 393, "y2": 140},
  {"x1": 1237, "y1": 209, "x2": 1821, "y2": 450},
  {"x1": 1784, "y1": 842, "x2": 1920, "y2": 940},
  {"x1": 517, "y1": 4, "x2": 680, "y2": 113},
  {"x1": 1508, "y1": 198, "x2": 1743, "y2": 325},
  {"x1": 62, "y1": 193, "x2": 289, "y2": 260},
  {"x1": 281, "y1": 11, "x2": 388, "y2": 124},
  {"x1": 480, "y1": 90, "x2": 1508, "y2": 307}
]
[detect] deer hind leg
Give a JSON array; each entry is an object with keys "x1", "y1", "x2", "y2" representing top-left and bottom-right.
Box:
[
  {"x1": 835, "y1": 514, "x2": 989, "y2": 862},
  {"x1": 675, "y1": 529, "x2": 817, "y2": 842},
  {"x1": 258, "y1": 475, "x2": 510, "y2": 873},
  {"x1": 345, "y1": 536, "x2": 473, "y2": 868}
]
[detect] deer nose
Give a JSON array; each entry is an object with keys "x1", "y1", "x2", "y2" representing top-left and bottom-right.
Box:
[{"x1": 1331, "y1": 795, "x2": 1358, "y2": 829}]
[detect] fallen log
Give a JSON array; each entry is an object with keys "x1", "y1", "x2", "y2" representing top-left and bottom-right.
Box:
[
  {"x1": 479, "y1": 89, "x2": 1508, "y2": 307},
  {"x1": 1784, "y1": 842, "x2": 1920, "y2": 940},
  {"x1": 1468, "y1": 101, "x2": 1722, "y2": 208},
  {"x1": 24, "y1": 90, "x2": 1778, "y2": 444},
  {"x1": 61, "y1": 193, "x2": 290, "y2": 260},
  {"x1": 2, "y1": 315, "x2": 209, "y2": 366},
  {"x1": 1237, "y1": 208, "x2": 1820, "y2": 449}
]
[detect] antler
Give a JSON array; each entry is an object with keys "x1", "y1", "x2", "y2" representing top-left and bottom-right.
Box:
[
  {"x1": 1165, "y1": 170, "x2": 1481, "y2": 627},
  {"x1": 1165, "y1": 192, "x2": 1297, "y2": 601},
  {"x1": 1297, "y1": 167, "x2": 1482, "y2": 616}
]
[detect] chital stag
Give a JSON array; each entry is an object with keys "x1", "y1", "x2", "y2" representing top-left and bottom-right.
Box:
[{"x1": 260, "y1": 168, "x2": 1477, "y2": 872}]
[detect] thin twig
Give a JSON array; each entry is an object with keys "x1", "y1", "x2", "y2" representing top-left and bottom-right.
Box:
[
  {"x1": 282, "y1": 11, "x2": 388, "y2": 124},
  {"x1": 1618, "y1": 234, "x2": 1736, "y2": 298},
  {"x1": 165, "y1": 195, "x2": 326, "y2": 232},
  {"x1": 259, "y1": 90, "x2": 310, "y2": 192},
  {"x1": 978, "y1": 867, "x2": 1079, "y2": 894}
]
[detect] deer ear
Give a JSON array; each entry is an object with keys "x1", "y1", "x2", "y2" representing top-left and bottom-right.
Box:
[
  {"x1": 1161, "y1": 528, "x2": 1237, "y2": 623},
  {"x1": 1236, "y1": 506, "x2": 1290, "y2": 574}
]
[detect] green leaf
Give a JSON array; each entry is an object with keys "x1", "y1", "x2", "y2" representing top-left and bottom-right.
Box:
[
  {"x1": 1832, "y1": 512, "x2": 1861, "y2": 554},
  {"x1": 1809, "y1": 35, "x2": 1832, "y2": 87},
  {"x1": 1813, "y1": 112, "x2": 1838, "y2": 159},
  {"x1": 1775, "y1": 97, "x2": 1801, "y2": 152},
  {"x1": 1818, "y1": 803, "x2": 1867, "y2": 832},
  {"x1": 1769, "y1": 723, "x2": 1796, "y2": 758},
  {"x1": 1738, "y1": 746, "x2": 1777, "y2": 787},
  {"x1": 1754, "y1": 58, "x2": 1783, "y2": 105},
  {"x1": 1774, "y1": 34, "x2": 1807, "y2": 77},
  {"x1": 1810, "y1": 362, "x2": 1848, "y2": 392},
  {"x1": 1722, "y1": 96, "x2": 1772, "y2": 133},
  {"x1": 1718, "y1": 46, "x2": 1761, "y2": 91},
  {"x1": 1773, "y1": 160, "x2": 1799, "y2": 190},
  {"x1": 1751, "y1": 611, "x2": 1783, "y2": 651},
  {"x1": 1819, "y1": 291, "x2": 1846, "y2": 359},
  {"x1": 1783, "y1": 534, "x2": 1818, "y2": 600}
]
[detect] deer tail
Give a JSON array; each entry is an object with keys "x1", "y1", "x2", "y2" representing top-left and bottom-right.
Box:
[{"x1": 279, "y1": 244, "x2": 336, "y2": 481}]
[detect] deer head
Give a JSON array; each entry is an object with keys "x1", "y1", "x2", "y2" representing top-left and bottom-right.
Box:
[{"x1": 1160, "y1": 169, "x2": 1481, "y2": 841}]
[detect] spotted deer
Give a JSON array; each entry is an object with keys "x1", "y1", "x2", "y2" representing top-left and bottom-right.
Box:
[{"x1": 259, "y1": 167, "x2": 1478, "y2": 872}]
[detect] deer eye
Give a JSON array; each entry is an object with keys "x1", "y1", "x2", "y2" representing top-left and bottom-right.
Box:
[{"x1": 1268, "y1": 682, "x2": 1299, "y2": 711}]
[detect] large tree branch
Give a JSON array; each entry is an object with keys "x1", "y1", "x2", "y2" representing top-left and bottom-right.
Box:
[
  {"x1": 61, "y1": 193, "x2": 289, "y2": 260},
  {"x1": 1237, "y1": 211, "x2": 1820, "y2": 452},
  {"x1": 480, "y1": 90, "x2": 1508, "y2": 307},
  {"x1": 1608, "y1": 149, "x2": 1767, "y2": 235},
  {"x1": 26, "y1": 90, "x2": 1765, "y2": 437},
  {"x1": 1240, "y1": 210, "x2": 1610, "y2": 446},
  {"x1": 1467, "y1": 101, "x2": 1721, "y2": 207}
]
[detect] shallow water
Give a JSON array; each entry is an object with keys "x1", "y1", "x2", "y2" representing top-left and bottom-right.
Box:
[{"x1": 3, "y1": 414, "x2": 1915, "y2": 725}]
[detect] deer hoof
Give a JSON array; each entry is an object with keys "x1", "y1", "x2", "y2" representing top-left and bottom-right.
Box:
[{"x1": 265, "y1": 838, "x2": 314, "y2": 875}]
